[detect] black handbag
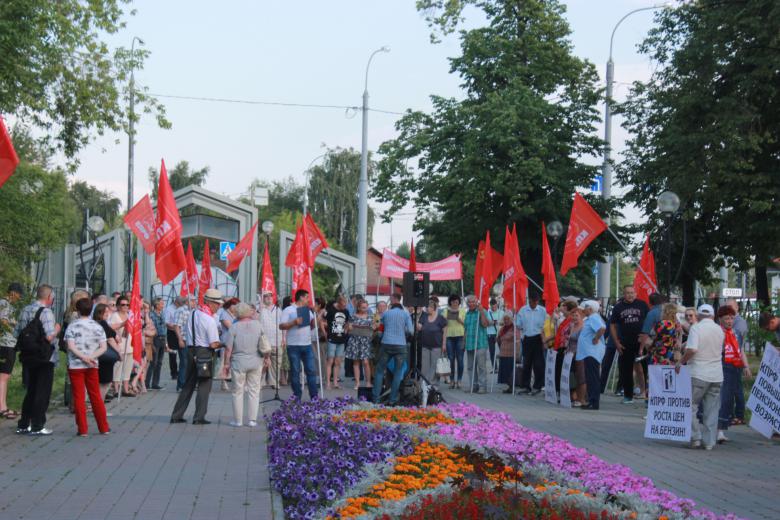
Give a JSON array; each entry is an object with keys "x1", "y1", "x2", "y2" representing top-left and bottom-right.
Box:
[{"x1": 98, "y1": 346, "x2": 120, "y2": 365}]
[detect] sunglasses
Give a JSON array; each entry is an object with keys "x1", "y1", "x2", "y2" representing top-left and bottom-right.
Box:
[{"x1": 119, "y1": 303, "x2": 129, "y2": 307}]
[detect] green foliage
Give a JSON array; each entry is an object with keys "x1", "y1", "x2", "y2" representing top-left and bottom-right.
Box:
[
  {"x1": 307, "y1": 147, "x2": 375, "y2": 255},
  {"x1": 0, "y1": 0, "x2": 169, "y2": 161},
  {"x1": 374, "y1": 0, "x2": 610, "y2": 294},
  {"x1": 148, "y1": 161, "x2": 210, "y2": 200},
  {"x1": 617, "y1": 1, "x2": 780, "y2": 302},
  {"x1": 68, "y1": 180, "x2": 123, "y2": 241}
]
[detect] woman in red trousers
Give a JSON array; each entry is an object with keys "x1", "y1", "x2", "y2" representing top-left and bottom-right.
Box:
[{"x1": 64, "y1": 298, "x2": 111, "y2": 436}]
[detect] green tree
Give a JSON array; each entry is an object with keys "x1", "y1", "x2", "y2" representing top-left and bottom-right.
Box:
[
  {"x1": 307, "y1": 147, "x2": 375, "y2": 255},
  {"x1": 68, "y1": 180, "x2": 123, "y2": 242},
  {"x1": 617, "y1": 1, "x2": 780, "y2": 305},
  {"x1": 0, "y1": 0, "x2": 168, "y2": 160},
  {"x1": 374, "y1": 0, "x2": 608, "y2": 295},
  {"x1": 148, "y1": 161, "x2": 209, "y2": 200}
]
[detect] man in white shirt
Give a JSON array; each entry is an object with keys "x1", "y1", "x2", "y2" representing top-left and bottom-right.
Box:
[
  {"x1": 279, "y1": 290, "x2": 316, "y2": 400},
  {"x1": 258, "y1": 291, "x2": 286, "y2": 388},
  {"x1": 676, "y1": 304, "x2": 724, "y2": 450},
  {"x1": 170, "y1": 289, "x2": 224, "y2": 425}
]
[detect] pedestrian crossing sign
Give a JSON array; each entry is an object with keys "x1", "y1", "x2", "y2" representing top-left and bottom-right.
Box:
[{"x1": 219, "y1": 241, "x2": 236, "y2": 260}]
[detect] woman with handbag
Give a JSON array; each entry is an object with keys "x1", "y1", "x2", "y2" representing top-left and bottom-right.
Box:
[
  {"x1": 222, "y1": 302, "x2": 270, "y2": 427},
  {"x1": 93, "y1": 303, "x2": 120, "y2": 403},
  {"x1": 417, "y1": 298, "x2": 448, "y2": 382}
]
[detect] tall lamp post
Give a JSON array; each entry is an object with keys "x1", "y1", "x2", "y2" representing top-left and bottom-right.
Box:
[
  {"x1": 126, "y1": 36, "x2": 143, "y2": 289},
  {"x1": 303, "y1": 153, "x2": 328, "y2": 216},
  {"x1": 657, "y1": 190, "x2": 680, "y2": 299},
  {"x1": 546, "y1": 220, "x2": 563, "y2": 267},
  {"x1": 597, "y1": 4, "x2": 667, "y2": 301},
  {"x1": 357, "y1": 45, "x2": 390, "y2": 296}
]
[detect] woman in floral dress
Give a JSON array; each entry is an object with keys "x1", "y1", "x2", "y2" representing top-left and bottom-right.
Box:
[
  {"x1": 346, "y1": 300, "x2": 373, "y2": 389},
  {"x1": 648, "y1": 303, "x2": 682, "y2": 365}
]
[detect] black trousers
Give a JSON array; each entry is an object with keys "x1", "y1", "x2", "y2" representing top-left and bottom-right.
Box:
[
  {"x1": 18, "y1": 362, "x2": 54, "y2": 431},
  {"x1": 521, "y1": 335, "x2": 545, "y2": 390},
  {"x1": 584, "y1": 356, "x2": 601, "y2": 409},
  {"x1": 146, "y1": 337, "x2": 166, "y2": 388},
  {"x1": 166, "y1": 329, "x2": 179, "y2": 378},
  {"x1": 619, "y1": 342, "x2": 640, "y2": 399},
  {"x1": 171, "y1": 348, "x2": 213, "y2": 422}
]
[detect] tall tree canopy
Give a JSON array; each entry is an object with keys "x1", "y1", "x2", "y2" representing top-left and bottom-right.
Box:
[
  {"x1": 307, "y1": 147, "x2": 375, "y2": 255},
  {"x1": 0, "y1": 0, "x2": 168, "y2": 159},
  {"x1": 148, "y1": 161, "x2": 210, "y2": 200},
  {"x1": 373, "y1": 0, "x2": 609, "y2": 296},
  {"x1": 618, "y1": 1, "x2": 780, "y2": 304}
]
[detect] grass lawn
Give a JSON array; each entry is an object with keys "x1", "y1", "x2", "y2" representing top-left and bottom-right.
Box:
[{"x1": 5, "y1": 352, "x2": 69, "y2": 413}]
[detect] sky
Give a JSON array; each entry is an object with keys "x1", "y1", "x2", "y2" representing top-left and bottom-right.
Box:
[{"x1": 72, "y1": 0, "x2": 664, "y2": 253}]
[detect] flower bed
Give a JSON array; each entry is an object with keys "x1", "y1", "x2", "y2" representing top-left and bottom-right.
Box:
[{"x1": 267, "y1": 399, "x2": 740, "y2": 520}]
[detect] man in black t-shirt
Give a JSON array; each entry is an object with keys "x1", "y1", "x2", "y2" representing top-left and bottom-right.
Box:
[
  {"x1": 609, "y1": 285, "x2": 648, "y2": 404},
  {"x1": 324, "y1": 296, "x2": 350, "y2": 389}
]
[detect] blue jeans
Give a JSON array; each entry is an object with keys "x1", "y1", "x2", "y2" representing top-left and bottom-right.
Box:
[
  {"x1": 718, "y1": 363, "x2": 744, "y2": 430},
  {"x1": 287, "y1": 344, "x2": 318, "y2": 400},
  {"x1": 177, "y1": 347, "x2": 188, "y2": 391},
  {"x1": 373, "y1": 344, "x2": 408, "y2": 404},
  {"x1": 446, "y1": 337, "x2": 465, "y2": 382}
]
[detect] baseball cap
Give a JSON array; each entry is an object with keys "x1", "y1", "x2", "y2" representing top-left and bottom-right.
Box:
[{"x1": 697, "y1": 304, "x2": 714, "y2": 317}]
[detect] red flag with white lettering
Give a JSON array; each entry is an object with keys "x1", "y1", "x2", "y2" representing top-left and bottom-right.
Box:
[
  {"x1": 124, "y1": 195, "x2": 157, "y2": 254},
  {"x1": 304, "y1": 214, "x2": 329, "y2": 262},
  {"x1": 502, "y1": 224, "x2": 528, "y2": 310},
  {"x1": 560, "y1": 193, "x2": 607, "y2": 276},
  {"x1": 0, "y1": 116, "x2": 20, "y2": 189},
  {"x1": 542, "y1": 222, "x2": 560, "y2": 315},
  {"x1": 226, "y1": 221, "x2": 258, "y2": 273},
  {"x1": 261, "y1": 241, "x2": 277, "y2": 304},
  {"x1": 154, "y1": 160, "x2": 186, "y2": 285},
  {"x1": 128, "y1": 259, "x2": 144, "y2": 364},
  {"x1": 633, "y1": 236, "x2": 658, "y2": 304},
  {"x1": 181, "y1": 241, "x2": 199, "y2": 297},
  {"x1": 198, "y1": 239, "x2": 212, "y2": 305}
]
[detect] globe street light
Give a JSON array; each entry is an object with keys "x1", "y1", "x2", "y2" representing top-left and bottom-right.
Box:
[
  {"x1": 547, "y1": 220, "x2": 563, "y2": 266},
  {"x1": 657, "y1": 190, "x2": 680, "y2": 299},
  {"x1": 357, "y1": 45, "x2": 390, "y2": 296}
]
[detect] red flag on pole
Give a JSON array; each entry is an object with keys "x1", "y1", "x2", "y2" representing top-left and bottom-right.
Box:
[
  {"x1": 154, "y1": 159, "x2": 186, "y2": 285},
  {"x1": 261, "y1": 240, "x2": 277, "y2": 304},
  {"x1": 560, "y1": 193, "x2": 608, "y2": 276},
  {"x1": 502, "y1": 224, "x2": 528, "y2": 310},
  {"x1": 287, "y1": 225, "x2": 314, "y2": 299},
  {"x1": 474, "y1": 231, "x2": 496, "y2": 305},
  {"x1": 409, "y1": 239, "x2": 417, "y2": 272},
  {"x1": 226, "y1": 221, "x2": 258, "y2": 273},
  {"x1": 124, "y1": 195, "x2": 157, "y2": 254},
  {"x1": 633, "y1": 236, "x2": 658, "y2": 304},
  {"x1": 0, "y1": 117, "x2": 20, "y2": 189},
  {"x1": 542, "y1": 222, "x2": 560, "y2": 314},
  {"x1": 304, "y1": 214, "x2": 329, "y2": 260},
  {"x1": 128, "y1": 259, "x2": 143, "y2": 364},
  {"x1": 198, "y1": 239, "x2": 212, "y2": 305},
  {"x1": 181, "y1": 241, "x2": 199, "y2": 297}
]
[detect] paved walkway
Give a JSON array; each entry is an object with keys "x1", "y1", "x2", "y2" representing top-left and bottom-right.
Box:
[{"x1": 0, "y1": 381, "x2": 278, "y2": 520}]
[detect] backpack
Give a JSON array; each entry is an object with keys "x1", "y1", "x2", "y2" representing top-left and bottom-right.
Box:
[{"x1": 16, "y1": 307, "x2": 54, "y2": 366}]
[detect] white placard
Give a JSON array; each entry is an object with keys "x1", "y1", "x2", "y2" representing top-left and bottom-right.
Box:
[
  {"x1": 644, "y1": 365, "x2": 692, "y2": 442},
  {"x1": 544, "y1": 349, "x2": 558, "y2": 404},
  {"x1": 746, "y1": 343, "x2": 780, "y2": 439},
  {"x1": 559, "y1": 352, "x2": 573, "y2": 408}
]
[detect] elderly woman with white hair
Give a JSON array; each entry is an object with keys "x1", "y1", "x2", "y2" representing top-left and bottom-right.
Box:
[
  {"x1": 222, "y1": 302, "x2": 270, "y2": 427},
  {"x1": 577, "y1": 300, "x2": 607, "y2": 410}
]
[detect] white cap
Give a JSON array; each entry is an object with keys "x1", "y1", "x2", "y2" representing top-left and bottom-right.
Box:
[
  {"x1": 579, "y1": 300, "x2": 600, "y2": 313},
  {"x1": 697, "y1": 304, "x2": 714, "y2": 317}
]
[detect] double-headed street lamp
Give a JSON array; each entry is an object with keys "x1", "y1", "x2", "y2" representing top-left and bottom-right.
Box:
[
  {"x1": 657, "y1": 190, "x2": 680, "y2": 298},
  {"x1": 357, "y1": 46, "x2": 390, "y2": 296}
]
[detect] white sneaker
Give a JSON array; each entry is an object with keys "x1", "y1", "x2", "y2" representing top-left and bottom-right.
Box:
[
  {"x1": 247, "y1": 421, "x2": 258, "y2": 427},
  {"x1": 30, "y1": 428, "x2": 53, "y2": 436},
  {"x1": 229, "y1": 421, "x2": 242, "y2": 428},
  {"x1": 717, "y1": 431, "x2": 729, "y2": 444},
  {"x1": 690, "y1": 440, "x2": 702, "y2": 449}
]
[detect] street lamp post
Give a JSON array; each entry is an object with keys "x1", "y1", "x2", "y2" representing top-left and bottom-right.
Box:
[
  {"x1": 357, "y1": 46, "x2": 390, "y2": 296},
  {"x1": 658, "y1": 190, "x2": 680, "y2": 299},
  {"x1": 597, "y1": 4, "x2": 667, "y2": 301},
  {"x1": 127, "y1": 36, "x2": 143, "y2": 289},
  {"x1": 303, "y1": 153, "x2": 328, "y2": 216},
  {"x1": 546, "y1": 220, "x2": 563, "y2": 267}
]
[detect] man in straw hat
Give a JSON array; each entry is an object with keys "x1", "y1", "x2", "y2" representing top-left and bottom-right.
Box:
[{"x1": 170, "y1": 289, "x2": 224, "y2": 425}]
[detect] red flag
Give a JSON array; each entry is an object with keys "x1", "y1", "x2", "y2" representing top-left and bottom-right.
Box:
[
  {"x1": 502, "y1": 224, "x2": 528, "y2": 310},
  {"x1": 128, "y1": 259, "x2": 143, "y2": 364},
  {"x1": 542, "y1": 222, "x2": 560, "y2": 314},
  {"x1": 261, "y1": 240, "x2": 277, "y2": 304},
  {"x1": 474, "y1": 231, "x2": 497, "y2": 305},
  {"x1": 154, "y1": 159, "x2": 187, "y2": 285},
  {"x1": 181, "y1": 241, "x2": 199, "y2": 297},
  {"x1": 633, "y1": 236, "x2": 658, "y2": 304},
  {"x1": 0, "y1": 117, "x2": 20, "y2": 189},
  {"x1": 304, "y1": 214, "x2": 329, "y2": 261},
  {"x1": 226, "y1": 221, "x2": 258, "y2": 272},
  {"x1": 560, "y1": 193, "x2": 608, "y2": 276},
  {"x1": 409, "y1": 239, "x2": 417, "y2": 272},
  {"x1": 124, "y1": 195, "x2": 157, "y2": 254},
  {"x1": 198, "y1": 239, "x2": 212, "y2": 305},
  {"x1": 287, "y1": 225, "x2": 314, "y2": 300}
]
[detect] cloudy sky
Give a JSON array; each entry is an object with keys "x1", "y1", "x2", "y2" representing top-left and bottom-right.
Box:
[{"x1": 71, "y1": 0, "x2": 662, "y2": 252}]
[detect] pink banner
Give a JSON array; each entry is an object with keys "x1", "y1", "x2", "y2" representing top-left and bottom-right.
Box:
[{"x1": 379, "y1": 248, "x2": 462, "y2": 281}]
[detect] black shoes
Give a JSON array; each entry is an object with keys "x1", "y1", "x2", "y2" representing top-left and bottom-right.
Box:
[
  {"x1": 151, "y1": 386, "x2": 164, "y2": 390},
  {"x1": 192, "y1": 419, "x2": 211, "y2": 425},
  {"x1": 170, "y1": 418, "x2": 186, "y2": 424}
]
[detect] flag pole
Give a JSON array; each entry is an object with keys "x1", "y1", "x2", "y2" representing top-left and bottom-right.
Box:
[
  {"x1": 605, "y1": 227, "x2": 658, "y2": 292},
  {"x1": 308, "y1": 267, "x2": 324, "y2": 396}
]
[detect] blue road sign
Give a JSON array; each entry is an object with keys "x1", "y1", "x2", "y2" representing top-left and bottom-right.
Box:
[
  {"x1": 219, "y1": 241, "x2": 236, "y2": 261},
  {"x1": 591, "y1": 175, "x2": 602, "y2": 193}
]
